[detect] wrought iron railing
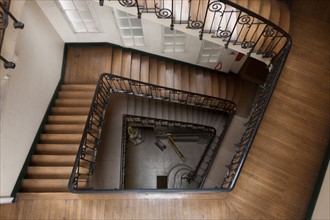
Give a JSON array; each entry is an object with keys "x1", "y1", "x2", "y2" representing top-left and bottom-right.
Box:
[
  {"x1": 0, "y1": 0, "x2": 24, "y2": 69},
  {"x1": 105, "y1": 0, "x2": 290, "y2": 61},
  {"x1": 70, "y1": 0, "x2": 292, "y2": 192},
  {"x1": 69, "y1": 73, "x2": 236, "y2": 192},
  {"x1": 221, "y1": 43, "x2": 291, "y2": 190},
  {"x1": 121, "y1": 114, "x2": 218, "y2": 189}
]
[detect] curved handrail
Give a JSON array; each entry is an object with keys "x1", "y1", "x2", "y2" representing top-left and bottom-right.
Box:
[{"x1": 68, "y1": 73, "x2": 237, "y2": 192}]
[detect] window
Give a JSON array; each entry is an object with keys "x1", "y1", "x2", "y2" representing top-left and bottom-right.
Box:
[
  {"x1": 56, "y1": 0, "x2": 102, "y2": 33},
  {"x1": 198, "y1": 41, "x2": 222, "y2": 63},
  {"x1": 163, "y1": 27, "x2": 187, "y2": 53},
  {"x1": 114, "y1": 10, "x2": 146, "y2": 47}
]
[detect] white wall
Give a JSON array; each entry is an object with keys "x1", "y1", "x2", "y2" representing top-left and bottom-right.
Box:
[
  {"x1": 37, "y1": 1, "x2": 245, "y2": 73},
  {"x1": 0, "y1": 0, "x2": 64, "y2": 197}
]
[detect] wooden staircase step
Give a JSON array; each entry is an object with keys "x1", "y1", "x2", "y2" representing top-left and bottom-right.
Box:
[
  {"x1": 165, "y1": 62, "x2": 174, "y2": 88},
  {"x1": 61, "y1": 84, "x2": 96, "y2": 91},
  {"x1": 247, "y1": 0, "x2": 261, "y2": 14},
  {"x1": 47, "y1": 115, "x2": 87, "y2": 124},
  {"x1": 121, "y1": 50, "x2": 132, "y2": 78},
  {"x1": 173, "y1": 63, "x2": 182, "y2": 90},
  {"x1": 57, "y1": 91, "x2": 94, "y2": 99},
  {"x1": 36, "y1": 144, "x2": 79, "y2": 155},
  {"x1": 181, "y1": 65, "x2": 190, "y2": 92},
  {"x1": 55, "y1": 99, "x2": 92, "y2": 107},
  {"x1": 26, "y1": 166, "x2": 73, "y2": 179},
  {"x1": 189, "y1": 67, "x2": 197, "y2": 93},
  {"x1": 203, "y1": 70, "x2": 212, "y2": 96},
  {"x1": 278, "y1": 0, "x2": 291, "y2": 33},
  {"x1": 196, "y1": 68, "x2": 204, "y2": 95},
  {"x1": 149, "y1": 57, "x2": 158, "y2": 85},
  {"x1": 111, "y1": 47, "x2": 123, "y2": 76},
  {"x1": 259, "y1": 0, "x2": 271, "y2": 20},
  {"x1": 140, "y1": 55, "x2": 150, "y2": 83},
  {"x1": 51, "y1": 107, "x2": 90, "y2": 115},
  {"x1": 218, "y1": 74, "x2": 227, "y2": 100},
  {"x1": 211, "y1": 73, "x2": 220, "y2": 98},
  {"x1": 44, "y1": 124, "x2": 85, "y2": 134},
  {"x1": 40, "y1": 134, "x2": 82, "y2": 144},
  {"x1": 157, "y1": 60, "x2": 166, "y2": 87},
  {"x1": 31, "y1": 155, "x2": 76, "y2": 166},
  {"x1": 131, "y1": 53, "x2": 141, "y2": 80},
  {"x1": 235, "y1": 0, "x2": 248, "y2": 9},
  {"x1": 21, "y1": 179, "x2": 70, "y2": 192},
  {"x1": 269, "y1": 0, "x2": 281, "y2": 26}
]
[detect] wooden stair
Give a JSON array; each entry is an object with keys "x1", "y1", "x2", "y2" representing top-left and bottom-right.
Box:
[
  {"x1": 20, "y1": 84, "x2": 94, "y2": 192},
  {"x1": 19, "y1": 0, "x2": 291, "y2": 192}
]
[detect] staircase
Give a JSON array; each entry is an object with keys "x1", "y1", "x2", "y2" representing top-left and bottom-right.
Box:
[
  {"x1": 111, "y1": 46, "x2": 258, "y2": 116},
  {"x1": 20, "y1": 84, "x2": 95, "y2": 192},
  {"x1": 107, "y1": 0, "x2": 290, "y2": 62},
  {"x1": 92, "y1": 93, "x2": 229, "y2": 189},
  {"x1": 17, "y1": 0, "x2": 291, "y2": 193}
]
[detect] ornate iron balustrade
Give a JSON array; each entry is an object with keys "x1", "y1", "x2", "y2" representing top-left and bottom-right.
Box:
[
  {"x1": 221, "y1": 42, "x2": 292, "y2": 190},
  {"x1": 121, "y1": 114, "x2": 218, "y2": 189},
  {"x1": 69, "y1": 73, "x2": 236, "y2": 192},
  {"x1": 0, "y1": 0, "x2": 24, "y2": 69},
  {"x1": 101, "y1": 0, "x2": 289, "y2": 61}
]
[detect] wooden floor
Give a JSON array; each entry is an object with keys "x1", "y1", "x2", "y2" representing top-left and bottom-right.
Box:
[{"x1": 1, "y1": 1, "x2": 329, "y2": 219}]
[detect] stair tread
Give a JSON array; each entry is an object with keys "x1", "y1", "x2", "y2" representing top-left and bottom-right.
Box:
[
  {"x1": 36, "y1": 144, "x2": 79, "y2": 155},
  {"x1": 55, "y1": 99, "x2": 92, "y2": 107},
  {"x1": 181, "y1": 65, "x2": 190, "y2": 92},
  {"x1": 203, "y1": 70, "x2": 212, "y2": 96},
  {"x1": 149, "y1": 57, "x2": 158, "y2": 85},
  {"x1": 157, "y1": 60, "x2": 166, "y2": 87},
  {"x1": 47, "y1": 115, "x2": 87, "y2": 124},
  {"x1": 32, "y1": 155, "x2": 76, "y2": 166},
  {"x1": 131, "y1": 53, "x2": 141, "y2": 80},
  {"x1": 140, "y1": 55, "x2": 150, "y2": 83},
  {"x1": 278, "y1": 0, "x2": 291, "y2": 33},
  {"x1": 259, "y1": 0, "x2": 271, "y2": 20},
  {"x1": 27, "y1": 166, "x2": 73, "y2": 178},
  {"x1": 52, "y1": 107, "x2": 90, "y2": 115},
  {"x1": 196, "y1": 69, "x2": 204, "y2": 95},
  {"x1": 61, "y1": 84, "x2": 96, "y2": 91},
  {"x1": 44, "y1": 124, "x2": 85, "y2": 133},
  {"x1": 121, "y1": 50, "x2": 132, "y2": 78},
  {"x1": 218, "y1": 74, "x2": 227, "y2": 100},
  {"x1": 58, "y1": 91, "x2": 94, "y2": 99},
  {"x1": 269, "y1": 0, "x2": 281, "y2": 25},
  {"x1": 189, "y1": 68, "x2": 197, "y2": 93},
  {"x1": 247, "y1": 0, "x2": 261, "y2": 14},
  {"x1": 111, "y1": 47, "x2": 123, "y2": 76},
  {"x1": 173, "y1": 63, "x2": 182, "y2": 90},
  {"x1": 40, "y1": 133, "x2": 83, "y2": 144},
  {"x1": 21, "y1": 179, "x2": 70, "y2": 192}
]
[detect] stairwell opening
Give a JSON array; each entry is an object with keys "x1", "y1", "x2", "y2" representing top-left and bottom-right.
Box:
[{"x1": 91, "y1": 93, "x2": 231, "y2": 190}]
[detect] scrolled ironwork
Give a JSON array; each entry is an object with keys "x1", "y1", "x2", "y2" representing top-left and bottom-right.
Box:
[
  {"x1": 188, "y1": 16, "x2": 204, "y2": 29},
  {"x1": 263, "y1": 26, "x2": 277, "y2": 37},
  {"x1": 208, "y1": 1, "x2": 225, "y2": 13},
  {"x1": 214, "y1": 29, "x2": 231, "y2": 39},
  {"x1": 241, "y1": 40, "x2": 255, "y2": 49},
  {"x1": 118, "y1": 0, "x2": 136, "y2": 7},
  {"x1": 238, "y1": 14, "x2": 252, "y2": 25},
  {"x1": 262, "y1": 51, "x2": 276, "y2": 58},
  {"x1": 155, "y1": 6, "x2": 172, "y2": 19}
]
